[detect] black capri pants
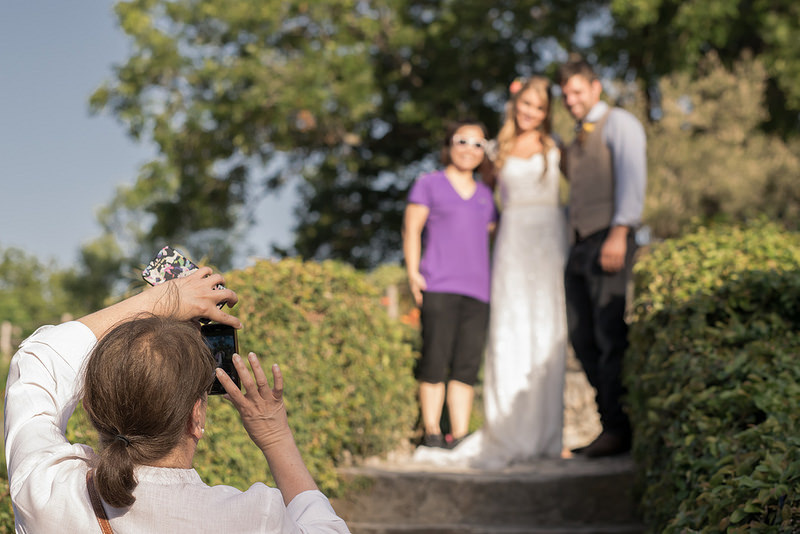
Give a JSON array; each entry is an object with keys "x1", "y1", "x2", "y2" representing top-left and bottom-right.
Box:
[{"x1": 417, "y1": 291, "x2": 489, "y2": 386}]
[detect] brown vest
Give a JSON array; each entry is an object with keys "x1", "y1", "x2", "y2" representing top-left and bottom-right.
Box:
[{"x1": 565, "y1": 110, "x2": 614, "y2": 240}]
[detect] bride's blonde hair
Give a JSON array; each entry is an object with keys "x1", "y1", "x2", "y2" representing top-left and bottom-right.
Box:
[{"x1": 494, "y1": 76, "x2": 555, "y2": 179}]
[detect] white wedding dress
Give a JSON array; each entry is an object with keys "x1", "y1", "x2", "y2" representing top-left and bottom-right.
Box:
[{"x1": 413, "y1": 147, "x2": 568, "y2": 469}]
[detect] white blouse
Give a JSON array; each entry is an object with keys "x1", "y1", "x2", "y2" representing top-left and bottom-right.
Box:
[{"x1": 4, "y1": 321, "x2": 350, "y2": 533}]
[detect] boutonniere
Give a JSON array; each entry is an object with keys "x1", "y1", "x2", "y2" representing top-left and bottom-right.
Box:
[{"x1": 576, "y1": 121, "x2": 595, "y2": 144}]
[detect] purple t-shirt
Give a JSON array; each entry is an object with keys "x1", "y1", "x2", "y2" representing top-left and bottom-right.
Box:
[{"x1": 407, "y1": 170, "x2": 498, "y2": 303}]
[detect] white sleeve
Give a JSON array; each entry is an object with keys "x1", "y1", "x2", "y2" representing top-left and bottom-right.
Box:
[
  {"x1": 4, "y1": 322, "x2": 97, "y2": 492},
  {"x1": 286, "y1": 490, "x2": 351, "y2": 533}
]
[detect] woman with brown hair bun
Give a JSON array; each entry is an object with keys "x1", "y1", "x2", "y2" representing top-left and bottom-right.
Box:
[{"x1": 4, "y1": 268, "x2": 350, "y2": 532}]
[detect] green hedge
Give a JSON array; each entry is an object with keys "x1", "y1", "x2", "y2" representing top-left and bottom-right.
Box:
[
  {"x1": 626, "y1": 220, "x2": 800, "y2": 532},
  {"x1": 0, "y1": 360, "x2": 12, "y2": 533},
  {"x1": 217, "y1": 258, "x2": 419, "y2": 493}
]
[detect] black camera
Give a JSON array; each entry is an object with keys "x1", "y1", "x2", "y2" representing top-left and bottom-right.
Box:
[
  {"x1": 142, "y1": 246, "x2": 239, "y2": 394},
  {"x1": 201, "y1": 323, "x2": 240, "y2": 395}
]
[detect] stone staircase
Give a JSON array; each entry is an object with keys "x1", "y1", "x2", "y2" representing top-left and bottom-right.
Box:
[
  {"x1": 332, "y1": 455, "x2": 642, "y2": 533},
  {"x1": 331, "y1": 357, "x2": 645, "y2": 533}
]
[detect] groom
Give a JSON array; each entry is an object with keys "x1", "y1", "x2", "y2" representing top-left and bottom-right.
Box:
[{"x1": 558, "y1": 56, "x2": 647, "y2": 458}]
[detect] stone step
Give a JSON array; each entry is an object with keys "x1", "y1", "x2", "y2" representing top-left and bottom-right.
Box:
[
  {"x1": 341, "y1": 523, "x2": 642, "y2": 534},
  {"x1": 332, "y1": 455, "x2": 643, "y2": 533}
]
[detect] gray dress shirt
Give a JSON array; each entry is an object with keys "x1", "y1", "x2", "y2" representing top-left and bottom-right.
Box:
[{"x1": 582, "y1": 101, "x2": 647, "y2": 228}]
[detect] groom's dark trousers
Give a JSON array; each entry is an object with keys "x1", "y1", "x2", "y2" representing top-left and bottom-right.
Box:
[{"x1": 565, "y1": 228, "x2": 636, "y2": 439}]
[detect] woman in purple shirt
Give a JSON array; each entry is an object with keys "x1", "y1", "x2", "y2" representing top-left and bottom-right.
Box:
[{"x1": 403, "y1": 120, "x2": 498, "y2": 449}]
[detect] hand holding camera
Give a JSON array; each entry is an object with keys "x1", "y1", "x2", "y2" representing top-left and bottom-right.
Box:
[{"x1": 143, "y1": 246, "x2": 241, "y2": 394}]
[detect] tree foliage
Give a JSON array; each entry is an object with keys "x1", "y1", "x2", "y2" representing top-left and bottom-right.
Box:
[
  {"x1": 59, "y1": 234, "x2": 130, "y2": 313},
  {"x1": 598, "y1": 0, "x2": 800, "y2": 135},
  {"x1": 84, "y1": 0, "x2": 800, "y2": 280},
  {"x1": 640, "y1": 52, "x2": 800, "y2": 238},
  {"x1": 0, "y1": 239, "x2": 135, "y2": 343},
  {"x1": 0, "y1": 247, "x2": 78, "y2": 339},
  {"x1": 90, "y1": 0, "x2": 586, "y2": 268}
]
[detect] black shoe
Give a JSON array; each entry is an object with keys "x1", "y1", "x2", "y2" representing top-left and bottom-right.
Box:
[
  {"x1": 570, "y1": 444, "x2": 589, "y2": 455},
  {"x1": 421, "y1": 433, "x2": 447, "y2": 448},
  {"x1": 577, "y1": 432, "x2": 631, "y2": 458}
]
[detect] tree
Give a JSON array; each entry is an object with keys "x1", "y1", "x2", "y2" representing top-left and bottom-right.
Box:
[
  {"x1": 60, "y1": 234, "x2": 130, "y2": 313},
  {"x1": 0, "y1": 247, "x2": 78, "y2": 338},
  {"x1": 91, "y1": 0, "x2": 588, "y2": 269},
  {"x1": 595, "y1": 0, "x2": 800, "y2": 136},
  {"x1": 638, "y1": 52, "x2": 800, "y2": 238},
  {"x1": 90, "y1": 0, "x2": 800, "y2": 277}
]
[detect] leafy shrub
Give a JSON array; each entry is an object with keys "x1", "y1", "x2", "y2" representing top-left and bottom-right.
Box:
[
  {"x1": 202, "y1": 258, "x2": 419, "y2": 494},
  {"x1": 0, "y1": 479, "x2": 11, "y2": 534},
  {"x1": 626, "y1": 220, "x2": 800, "y2": 532},
  {"x1": 367, "y1": 263, "x2": 422, "y2": 330},
  {"x1": 0, "y1": 360, "x2": 12, "y2": 533}
]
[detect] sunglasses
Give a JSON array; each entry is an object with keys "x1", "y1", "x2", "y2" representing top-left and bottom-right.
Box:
[{"x1": 452, "y1": 135, "x2": 487, "y2": 150}]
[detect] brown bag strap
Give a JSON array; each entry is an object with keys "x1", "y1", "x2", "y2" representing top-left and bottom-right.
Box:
[{"x1": 86, "y1": 469, "x2": 114, "y2": 534}]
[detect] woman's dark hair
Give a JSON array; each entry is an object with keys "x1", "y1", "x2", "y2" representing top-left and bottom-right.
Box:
[
  {"x1": 439, "y1": 119, "x2": 494, "y2": 186},
  {"x1": 82, "y1": 315, "x2": 215, "y2": 507}
]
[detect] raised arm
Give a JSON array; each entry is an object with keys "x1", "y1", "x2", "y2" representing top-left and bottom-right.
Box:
[
  {"x1": 79, "y1": 267, "x2": 241, "y2": 340},
  {"x1": 216, "y1": 353, "x2": 317, "y2": 506}
]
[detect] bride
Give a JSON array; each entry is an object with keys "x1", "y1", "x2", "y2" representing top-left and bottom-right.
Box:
[{"x1": 414, "y1": 76, "x2": 567, "y2": 468}]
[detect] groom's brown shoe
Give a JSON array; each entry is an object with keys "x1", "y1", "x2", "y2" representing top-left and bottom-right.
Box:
[
  {"x1": 573, "y1": 432, "x2": 631, "y2": 458},
  {"x1": 570, "y1": 443, "x2": 589, "y2": 455}
]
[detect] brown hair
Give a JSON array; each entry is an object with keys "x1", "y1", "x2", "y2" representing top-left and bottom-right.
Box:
[
  {"x1": 82, "y1": 315, "x2": 215, "y2": 508},
  {"x1": 439, "y1": 119, "x2": 494, "y2": 186},
  {"x1": 557, "y1": 55, "x2": 598, "y2": 86},
  {"x1": 494, "y1": 76, "x2": 555, "y2": 178}
]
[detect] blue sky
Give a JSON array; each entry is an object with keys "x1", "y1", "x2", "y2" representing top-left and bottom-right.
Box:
[{"x1": 0, "y1": 2, "x2": 293, "y2": 269}]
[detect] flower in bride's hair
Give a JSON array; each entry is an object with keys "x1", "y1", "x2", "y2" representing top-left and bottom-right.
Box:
[{"x1": 509, "y1": 78, "x2": 524, "y2": 95}]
